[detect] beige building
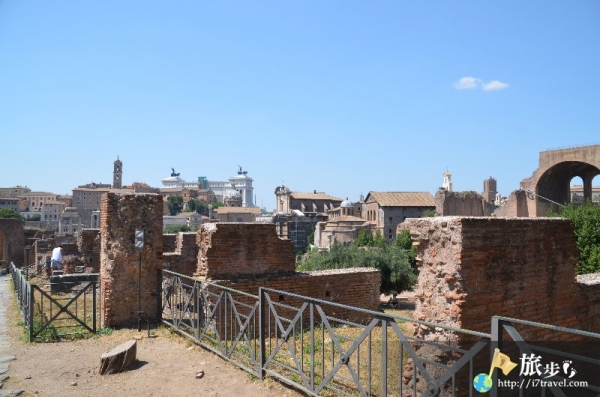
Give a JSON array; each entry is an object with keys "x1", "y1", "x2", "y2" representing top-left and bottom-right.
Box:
[
  {"x1": 0, "y1": 197, "x2": 21, "y2": 212},
  {"x1": 274, "y1": 186, "x2": 342, "y2": 215},
  {"x1": 363, "y1": 192, "x2": 435, "y2": 241},
  {"x1": 0, "y1": 186, "x2": 31, "y2": 198},
  {"x1": 19, "y1": 191, "x2": 57, "y2": 212},
  {"x1": 314, "y1": 199, "x2": 371, "y2": 250},
  {"x1": 72, "y1": 184, "x2": 134, "y2": 227},
  {"x1": 214, "y1": 206, "x2": 261, "y2": 222}
]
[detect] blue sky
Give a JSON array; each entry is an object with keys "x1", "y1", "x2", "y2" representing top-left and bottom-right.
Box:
[{"x1": 1, "y1": 1, "x2": 599, "y2": 210}]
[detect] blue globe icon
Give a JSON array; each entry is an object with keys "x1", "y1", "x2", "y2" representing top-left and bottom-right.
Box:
[{"x1": 473, "y1": 373, "x2": 493, "y2": 393}]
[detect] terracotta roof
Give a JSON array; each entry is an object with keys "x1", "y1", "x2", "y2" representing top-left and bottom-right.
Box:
[
  {"x1": 329, "y1": 215, "x2": 368, "y2": 223},
  {"x1": 289, "y1": 192, "x2": 343, "y2": 201},
  {"x1": 160, "y1": 187, "x2": 196, "y2": 193},
  {"x1": 215, "y1": 207, "x2": 262, "y2": 214},
  {"x1": 365, "y1": 192, "x2": 435, "y2": 207}
]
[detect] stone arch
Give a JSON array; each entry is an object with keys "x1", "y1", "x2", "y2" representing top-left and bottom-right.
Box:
[
  {"x1": 0, "y1": 219, "x2": 24, "y2": 267},
  {"x1": 535, "y1": 161, "x2": 600, "y2": 214},
  {"x1": 519, "y1": 145, "x2": 600, "y2": 216}
]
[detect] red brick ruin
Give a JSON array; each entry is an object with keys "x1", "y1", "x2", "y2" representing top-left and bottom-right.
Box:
[
  {"x1": 100, "y1": 193, "x2": 380, "y2": 326},
  {"x1": 404, "y1": 217, "x2": 600, "y2": 340}
]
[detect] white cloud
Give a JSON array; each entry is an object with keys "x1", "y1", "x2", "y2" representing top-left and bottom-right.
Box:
[
  {"x1": 453, "y1": 77, "x2": 481, "y2": 90},
  {"x1": 453, "y1": 77, "x2": 509, "y2": 92},
  {"x1": 482, "y1": 80, "x2": 509, "y2": 91}
]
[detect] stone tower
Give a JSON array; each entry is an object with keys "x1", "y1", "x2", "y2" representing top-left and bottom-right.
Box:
[
  {"x1": 113, "y1": 157, "x2": 123, "y2": 189},
  {"x1": 483, "y1": 177, "x2": 497, "y2": 203},
  {"x1": 442, "y1": 171, "x2": 453, "y2": 192}
]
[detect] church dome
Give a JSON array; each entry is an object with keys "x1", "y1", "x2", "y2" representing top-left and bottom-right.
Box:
[{"x1": 340, "y1": 198, "x2": 353, "y2": 208}]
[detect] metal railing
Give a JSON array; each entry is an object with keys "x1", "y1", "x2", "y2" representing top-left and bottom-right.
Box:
[
  {"x1": 9, "y1": 262, "x2": 99, "y2": 341},
  {"x1": 491, "y1": 316, "x2": 600, "y2": 397},
  {"x1": 160, "y1": 269, "x2": 493, "y2": 396}
]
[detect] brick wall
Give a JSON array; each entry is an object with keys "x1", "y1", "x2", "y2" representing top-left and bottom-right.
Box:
[
  {"x1": 77, "y1": 229, "x2": 101, "y2": 272},
  {"x1": 197, "y1": 223, "x2": 296, "y2": 278},
  {"x1": 0, "y1": 219, "x2": 24, "y2": 267},
  {"x1": 100, "y1": 193, "x2": 163, "y2": 327},
  {"x1": 406, "y1": 217, "x2": 600, "y2": 341},
  {"x1": 163, "y1": 232, "x2": 198, "y2": 277},
  {"x1": 163, "y1": 234, "x2": 178, "y2": 252},
  {"x1": 212, "y1": 268, "x2": 381, "y2": 325}
]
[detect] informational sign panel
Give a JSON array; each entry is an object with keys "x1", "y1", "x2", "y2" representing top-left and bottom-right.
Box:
[{"x1": 135, "y1": 229, "x2": 144, "y2": 252}]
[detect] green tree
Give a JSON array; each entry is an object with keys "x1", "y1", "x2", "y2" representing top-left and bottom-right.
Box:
[
  {"x1": 353, "y1": 228, "x2": 375, "y2": 247},
  {"x1": 28, "y1": 214, "x2": 42, "y2": 221},
  {"x1": 0, "y1": 208, "x2": 24, "y2": 224},
  {"x1": 396, "y1": 229, "x2": 417, "y2": 270},
  {"x1": 422, "y1": 209, "x2": 437, "y2": 217},
  {"x1": 297, "y1": 243, "x2": 417, "y2": 295},
  {"x1": 164, "y1": 224, "x2": 192, "y2": 233},
  {"x1": 548, "y1": 202, "x2": 600, "y2": 274},
  {"x1": 167, "y1": 195, "x2": 184, "y2": 216}
]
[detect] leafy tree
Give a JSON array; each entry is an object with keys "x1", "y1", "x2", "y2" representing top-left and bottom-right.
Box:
[
  {"x1": 164, "y1": 224, "x2": 192, "y2": 233},
  {"x1": 29, "y1": 214, "x2": 42, "y2": 221},
  {"x1": 297, "y1": 243, "x2": 417, "y2": 295},
  {"x1": 548, "y1": 202, "x2": 600, "y2": 274},
  {"x1": 422, "y1": 209, "x2": 437, "y2": 217},
  {"x1": 353, "y1": 228, "x2": 375, "y2": 247},
  {"x1": 396, "y1": 229, "x2": 417, "y2": 270},
  {"x1": 167, "y1": 195, "x2": 184, "y2": 216},
  {"x1": 0, "y1": 208, "x2": 24, "y2": 224}
]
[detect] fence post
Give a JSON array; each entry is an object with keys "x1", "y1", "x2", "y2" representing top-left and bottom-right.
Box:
[
  {"x1": 259, "y1": 287, "x2": 266, "y2": 380},
  {"x1": 28, "y1": 284, "x2": 34, "y2": 342},
  {"x1": 157, "y1": 269, "x2": 162, "y2": 322},
  {"x1": 92, "y1": 281, "x2": 97, "y2": 333},
  {"x1": 491, "y1": 316, "x2": 502, "y2": 397}
]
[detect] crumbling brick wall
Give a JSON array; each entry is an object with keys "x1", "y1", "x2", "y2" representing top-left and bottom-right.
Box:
[
  {"x1": 163, "y1": 232, "x2": 198, "y2": 277},
  {"x1": 213, "y1": 268, "x2": 381, "y2": 322},
  {"x1": 78, "y1": 229, "x2": 101, "y2": 272},
  {"x1": 435, "y1": 190, "x2": 495, "y2": 216},
  {"x1": 100, "y1": 193, "x2": 163, "y2": 327},
  {"x1": 197, "y1": 223, "x2": 295, "y2": 279},
  {"x1": 405, "y1": 217, "x2": 600, "y2": 340},
  {"x1": 0, "y1": 219, "x2": 24, "y2": 267}
]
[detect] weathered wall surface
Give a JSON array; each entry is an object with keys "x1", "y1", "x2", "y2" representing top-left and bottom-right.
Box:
[
  {"x1": 163, "y1": 232, "x2": 198, "y2": 277},
  {"x1": 197, "y1": 223, "x2": 296, "y2": 279},
  {"x1": 78, "y1": 229, "x2": 101, "y2": 272},
  {"x1": 0, "y1": 219, "x2": 24, "y2": 267},
  {"x1": 492, "y1": 189, "x2": 530, "y2": 217},
  {"x1": 213, "y1": 268, "x2": 381, "y2": 323},
  {"x1": 435, "y1": 190, "x2": 495, "y2": 217},
  {"x1": 100, "y1": 193, "x2": 163, "y2": 327},
  {"x1": 406, "y1": 217, "x2": 600, "y2": 340}
]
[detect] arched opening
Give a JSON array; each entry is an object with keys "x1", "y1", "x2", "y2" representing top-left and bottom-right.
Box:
[
  {"x1": 536, "y1": 161, "x2": 600, "y2": 215},
  {"x1": 570, "y1": 176, "x2": 584, "y2": 204},
  {"x1": 593, "y1": 174, "x2": 600, "y2": 204}
]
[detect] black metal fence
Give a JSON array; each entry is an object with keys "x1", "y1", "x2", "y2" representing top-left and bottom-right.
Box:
[
  {"x1": 160, "y1": 269, "x2": 600, "y2": 397},
  {"x1": 10, "y1": 262, "x2": 99, "y2": 341}
]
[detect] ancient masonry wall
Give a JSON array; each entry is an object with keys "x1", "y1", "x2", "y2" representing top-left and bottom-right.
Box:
[
  {"x1": 100, "y1": 193, "x2": 163, "y2": 327},
  {"x1": 199, "y1": 223, "x2": 380, "y2": 323},
  {"x1": 0, "y1": 219, "x2": 24, "y2": 267},
  {"x1": 78, "y1": 229, "x2": 101, "y2": 272},
  {"x1": 435, "y1": 190, "x2": 490, "y2": 217},
  {"x1": 406, "y1": 217, "x2": 600, "y2": 341},
  {"x1": 197, "y1": 223, "x2": 296, "y2": 279},
  {"x1": 214, "y1": 268, "x2": 381, "y2": 323},
  {"x1": 163, "y1": 232, "x2": 198, "y2": 277}
]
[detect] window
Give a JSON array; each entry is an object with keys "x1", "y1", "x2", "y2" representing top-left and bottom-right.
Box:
[{"x1": 389, "y1": 217, "x2": 392, "y2": 221}]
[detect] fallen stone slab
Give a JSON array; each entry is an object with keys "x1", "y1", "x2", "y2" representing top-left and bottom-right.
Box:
[
  {"x1": 0, "y1": 390, "x2": 24, "y2": 397},
  {"x1": 99, "y1": 339, "x2": 137, "y2": 375}
]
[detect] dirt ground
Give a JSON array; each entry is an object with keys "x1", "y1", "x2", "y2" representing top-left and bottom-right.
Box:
[{"x1": 3, "y1": 309, "x2": 303, "y2": 397}]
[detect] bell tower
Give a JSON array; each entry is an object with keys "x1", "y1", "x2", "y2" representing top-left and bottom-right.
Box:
[{"x1": 113, "y1": 157, "x2": 123, "y2": 188}]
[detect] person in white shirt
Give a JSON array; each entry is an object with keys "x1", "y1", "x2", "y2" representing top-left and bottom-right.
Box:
[{"x1": 50, "y1": 245, "x2": 63, "y2": 270}]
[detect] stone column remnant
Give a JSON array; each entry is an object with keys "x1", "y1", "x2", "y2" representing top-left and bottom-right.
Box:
[{"x1": 100, "y1": 193, "x2": 163, "y2": 327}]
